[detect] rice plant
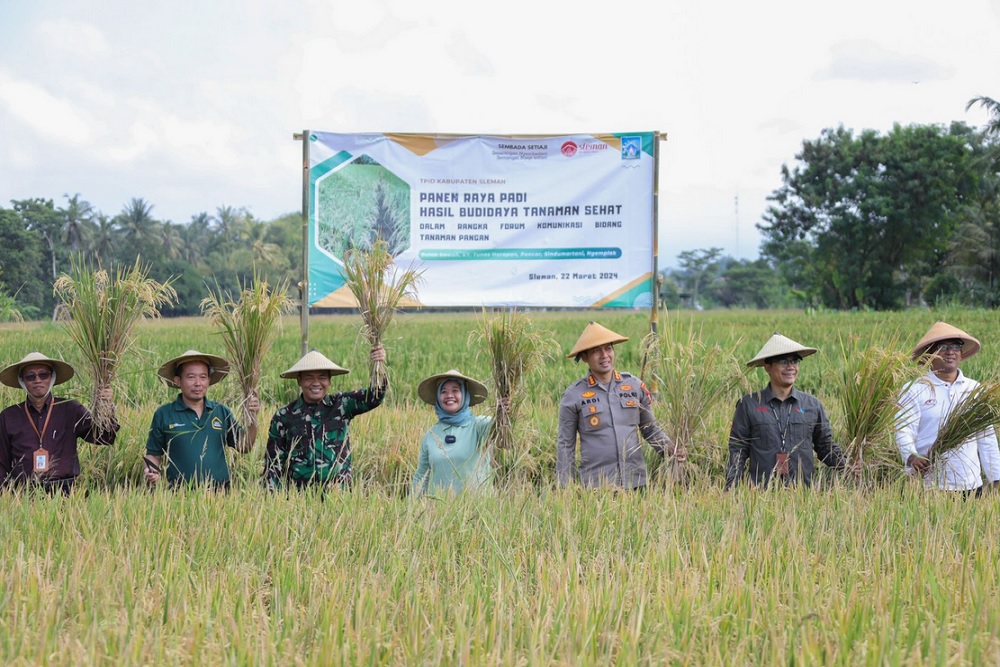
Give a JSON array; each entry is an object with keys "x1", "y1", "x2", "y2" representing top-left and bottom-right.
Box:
[
  {"x1": 52, "y1": 256, "x2": 176, "y2": 432},
  {"x1": 472, "y1": 308, "x2": 555, "y2": 451},
  {"x1": 829, "y1": 333, "x2": 919, "y2": 479},
  {"x1": 642, "y1": 319, "x2": 751, "y2": 484},
  {"x1": 341, "y1": 237, "x2": 423, "y2": 389},
  {"x1": 930, "y1": 380, "x2": 1000, "y2": 465},
  {"x1": 200, "y1": 273, "x2": 295, "y2": 430}
]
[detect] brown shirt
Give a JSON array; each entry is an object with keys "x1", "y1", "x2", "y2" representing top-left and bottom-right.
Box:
[{"x1": 0, "y1": 395, "x2": 118, "y2": 486}]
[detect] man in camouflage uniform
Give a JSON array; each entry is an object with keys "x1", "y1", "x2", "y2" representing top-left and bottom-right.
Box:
[
  {"x1": 264, "y1": 345, "x2": 386, "y2": 489},
  {"x1": 557, "y1": 322, "x2": 683, "y2": 489}
]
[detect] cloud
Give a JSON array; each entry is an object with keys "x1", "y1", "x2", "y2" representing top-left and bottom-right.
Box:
[
  {"x1": 0, "y1": 70, "x2": 93, "y2": 144},
  {"x1": 813, "y1": 39, "x2": 955, "y2": 83},
  {"x1": 35, "y1": 18, "x2": 111, "y2": 58}
]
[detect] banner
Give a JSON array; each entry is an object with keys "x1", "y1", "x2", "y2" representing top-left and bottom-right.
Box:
[{"x1": 306, "y1": 132, "x2": 657, "y2": 308}]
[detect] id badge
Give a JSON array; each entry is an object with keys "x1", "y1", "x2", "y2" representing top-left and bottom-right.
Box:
[
  {"x1": 33, "y1": 448, "x2": 50, "y2": 473},
  {"x1": 776, "y1": 451, "x2": 790, "y2": 476}
]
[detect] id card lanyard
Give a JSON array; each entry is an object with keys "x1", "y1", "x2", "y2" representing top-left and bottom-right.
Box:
[
  {"x1": 772, "y1": 402, "x2": 792, "y2": 476},
  {"x1": 25, "y1": 400, "x2": 55, "y2": 473}
]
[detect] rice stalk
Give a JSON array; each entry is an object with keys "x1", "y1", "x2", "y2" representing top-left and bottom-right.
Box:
[
  {"x1": 830, "y1": 333, "x2": 919, "y2": 479},
  {"x1": 200, "y1": 273, "x2": 294, "y2": 430},
  {"x1": 53, "y1": 255, "x2": 176, "y2": 431},
  {"x1": 341, "y1": 237, "x2": 423, "y2": 389},
  {"x1": 929, "y1": 380, "x2": 1000, "y2": 464},
  {"x1": 642, "y1": 321, "x2": 751, "y2": 484},
  {"x1": 471, "y1": 308, "x2": 555, "y2": 450}
]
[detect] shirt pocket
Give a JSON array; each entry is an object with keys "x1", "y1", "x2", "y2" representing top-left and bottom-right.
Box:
[{"x1": 579, "y1": 397, "x2": 608, "y2": 432}]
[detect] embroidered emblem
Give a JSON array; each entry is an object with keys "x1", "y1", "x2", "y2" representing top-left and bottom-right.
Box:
[
  {"x1": 211, "y1": 417, "x2": 224, "y2": 430},
  {"x1": 589, "y1": 415, "x2": 600, "y2": 427},
  {"x1": 582, "y1": 391, "x2": 596, "y2": 398},
  {"x1": 756, "y1": 407, "x2": 769, "y2": 412},
  {"x1": 589, "y1": 405, "x2": 597, "y2": 413},
  {"x1": 625, "y1": 399, "x2": 636, "y2": 407},
  {"x1": 613, "y1": 370, "x2": 621, "y2": 381},
  {"x1": 587, "y1": 375, "x2": 596, "y2": 386},
  {"x1": 620, "y1": 384, "x2": 632, "y2": 391}
]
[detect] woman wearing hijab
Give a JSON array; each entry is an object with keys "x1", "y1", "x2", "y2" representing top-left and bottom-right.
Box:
[{"x1": 411, "y1": 369, "x2": 497, "y2": 495}]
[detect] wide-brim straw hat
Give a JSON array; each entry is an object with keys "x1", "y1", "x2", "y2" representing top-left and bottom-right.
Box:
[
  {"x1": 280, "y1": 350, "x2": 349, "y2": 379},
  {"x1": 746, "y1": 333, "x2": 818, "y2": 368},
  {"x1": 417, "y1": 369, "x2": 488, "y2": 407},
  {"x1": 567, "y1": 322, "x2": 629, "y2": 359},
  {"x1": 911, "y1": 321, "x2": 981, "y2": 362},
  {"x1": 0, "y1": 352, "x2": 75, "y2": 388},
  {"x1": 157, "y1": 350, "x2": 230, "y2": 385}
]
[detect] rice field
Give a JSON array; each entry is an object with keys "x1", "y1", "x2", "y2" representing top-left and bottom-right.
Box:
[{"x1": 2, "y1": 308, "x2": 999, "y2": 665}]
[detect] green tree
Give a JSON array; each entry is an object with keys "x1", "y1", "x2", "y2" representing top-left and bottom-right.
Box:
[
  {"x1": 114, "y1": 197, "x2": 159, "y2": 259},
  {"x1": 759, "y1": 123, "x2": 976, "y2": 310},
  {"x1": 60, "y1": 193, "x2": 95, "y2": 254},
  {"x1": 967, "y1": 95, "x2": 1000, "y2": 138},
  {"x1": 0, "y1": 205, "x2": 48, "y2": 316},
  {"x1": 675, "y1": 247, "x2": 723, "y2": 308}
]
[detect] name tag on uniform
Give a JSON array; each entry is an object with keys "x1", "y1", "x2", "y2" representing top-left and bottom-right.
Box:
[{"x1": 34, "y1": 448, "x2": 50, "y2": 473}]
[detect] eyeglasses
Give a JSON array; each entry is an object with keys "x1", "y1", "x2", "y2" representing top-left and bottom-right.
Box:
[
  {"x1": 772, "y1": 358, "x2": 801, "y2": 367},
  {"x1": 935, "y1": 343, "x2": 963, "y2": 353},
  {"x1": 21, "y1": 371, "x2": 52, "y2": 382}
]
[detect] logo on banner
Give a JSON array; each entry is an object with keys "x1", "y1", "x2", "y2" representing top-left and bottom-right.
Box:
[
  {"x1": 561, "y1": 141, "x2": 578, "y2": 157},
  {"x1": 621, "y1": 136, "x2": 641, "y2": 160}
]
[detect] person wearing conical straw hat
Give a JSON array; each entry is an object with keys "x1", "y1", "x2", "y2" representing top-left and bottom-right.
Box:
[
  {"x1": 0, "y1": 352, "x2": 118, "y2": 494},
  {"x1": 412, "y1": 369, "x2": 508, "y2": 495},
  {"x1": 264, "y1": 344, "x2": 386, "y2": 490},
  {"x1": 896, "y1": 322, "x2": 1000, "y2": 494},
  {"x1": 557, "y1": 322, "x2": 683, "y2": 489},
  {"x1": 144, "y1": 350, "x2": 259, "y2": 488},
  {"x1": 725, "y1": 333, "x2": 849, "y2": 489}
]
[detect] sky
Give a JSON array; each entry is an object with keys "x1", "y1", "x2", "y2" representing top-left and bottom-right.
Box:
[{"x1": 1, "y1": 0, "x2": 998, "y2": 266}]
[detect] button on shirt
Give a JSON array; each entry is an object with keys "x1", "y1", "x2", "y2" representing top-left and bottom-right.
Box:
[
  {"x1": 895, "y1": 370, "x2": 1000, "y2": 491},
  {"x1": 726, "y1": 385, "x2": 845, "y2": 488},
  {"x1": 557, "y1": 370, "x2": 672, "y2": 489}
]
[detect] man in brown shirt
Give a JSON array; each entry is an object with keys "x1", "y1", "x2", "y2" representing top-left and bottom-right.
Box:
[{"x1": 0, "y1": 352, "x2": 118, "y2": 494}]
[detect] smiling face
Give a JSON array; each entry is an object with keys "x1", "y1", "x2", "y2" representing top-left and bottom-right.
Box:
[
  {"x1": 437, "y1": 379, "x2": 464, "y2": 414},
  {"x1": 929, "y1": 339, "x2": 964, "y2": 377},
  {"x1": 297, "y1": 370, "x2": 332, "y2": 404},
  {"x1": 20, "y1": 363, "x2": 54, "y2": 402},
  {"x1": 174, "y1": 361, "x2": 211, "y2": 405},
  {"x1": 763, "y1": 355, "x2": 800, "y2": 392},
  {"x1": 583, "y1": 343, "x2": 615, "y2": 381}
]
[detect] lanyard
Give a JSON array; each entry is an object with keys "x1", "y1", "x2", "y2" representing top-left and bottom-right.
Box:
[
  {"x1": 771, "y1": 402, "x2": 792, "y2": 452},
  {"x1": 24, "y1": 399, "x2": 55, "y2": 447}
]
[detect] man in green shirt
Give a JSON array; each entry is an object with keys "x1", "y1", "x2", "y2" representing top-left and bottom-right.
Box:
[{"x1": 145, "y1": 350, "x2": 258, "y2": 488}]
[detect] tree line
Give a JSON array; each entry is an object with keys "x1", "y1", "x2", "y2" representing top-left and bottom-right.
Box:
[
  {"x1": 0, "y1": 197, "x2": 301, "y2": 319},
  {"x1": 4, "y1": 96, "x2": 1000, "y2": 319},
  {"x1": 664, "y1": 97, "x2": 1000, "y2": 311}
]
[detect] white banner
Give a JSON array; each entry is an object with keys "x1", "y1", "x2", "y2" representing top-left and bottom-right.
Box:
[{"x1": 307, "y1": 132, "x2": 656, "y2": 308}]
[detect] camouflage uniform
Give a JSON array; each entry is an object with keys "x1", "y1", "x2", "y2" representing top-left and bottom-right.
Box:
[
  {"x1": 264, "y1": 387, "x2": 384, "y2": 489},
  {"x1": 557, "y1": 370, "x2": 672, "y2": 489}
]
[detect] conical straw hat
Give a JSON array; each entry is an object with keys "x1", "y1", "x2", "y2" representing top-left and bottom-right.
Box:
[
  {"x1": 417, "y1": 369, "x2": 488, "y2": 406},
  {"x1": 0, "y1": 352, "x2": 75, "y2": 388},
  {"x1": 567, "y1": 322, "x2": 629, "y2": 359},
  {"x1": 746, "y1": 333, "x2": 817, "y2": 368},
  {"x1": 157, "y1": 350, "x2": 230, "y2": 385},
  {"x1": 280, "y1": 350, "x2": 349, "y2": 379},
  {"x1": 911, "y1": 321, "x2": 980, "y2": 362}
]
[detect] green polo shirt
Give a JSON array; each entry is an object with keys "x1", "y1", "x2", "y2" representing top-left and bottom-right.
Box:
[{"x1": 146, "y1": 395, "x2": 242, "y2": 486}]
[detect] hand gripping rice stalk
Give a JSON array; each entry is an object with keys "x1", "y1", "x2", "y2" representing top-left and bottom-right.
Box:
[
  {"x1": 342, "y1": 238, "x2": 423, "y2": 390},
  {"x1": 201, "y1": 273, "x2": 294, "y2": 431},
  {"x1": 54, "y1": 256, "x2": 176, "y2": 432}
]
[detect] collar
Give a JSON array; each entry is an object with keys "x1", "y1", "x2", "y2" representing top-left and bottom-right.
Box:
[
  {"x1": 23, "y1": 394, "x2": 53, "y2": 413},
  {"x1": 295, "y1": 393, "x2": 335, "y2": 410},
  {"x1": 172, "y1": 394, "x2": 217, "y2": 412},
  {"x1": 926, "y1": 369, "x2": 966, "y2": 386},
  {"x1": 761, "y1": 384, "x2": 798, "y2": 403},
  {"x1": 586, "y1": 370, "x2": 621, "y2": 386}
]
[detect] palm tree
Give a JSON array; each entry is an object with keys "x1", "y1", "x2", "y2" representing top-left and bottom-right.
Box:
[
  {"x1": 245, "y1": 216, "x2": 283, "y2": 267},
  {"x1": 212, "y1": 205, "x2": 246, "y2": 248},
  {"x1": 114, "y1": 197, "x2": 158, "y2": 258},
  {"x1": 158, "y1": 221, "x2": 187, "y2": 260},
  {"x1": 60, "y1": 193, "x2": 95, "y2": 254},
  {"x1": 966, "y1": 96, "x2": 1000, "y2": 138},
  {"x1": 90, "y1": 214, "x2": 118, "y2": 265}
]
